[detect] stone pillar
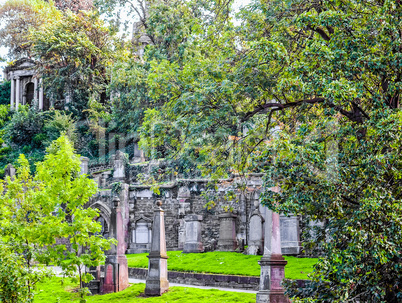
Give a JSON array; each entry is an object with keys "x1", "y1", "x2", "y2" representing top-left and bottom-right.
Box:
[
  {"x1": 103, "y1": 196, "x2": 130, "y2": 294},
  {"x1": 39, "y1": 78, "x2": 44, "y2": 110},
  {"x1": 280, "y1": 214, "x2": 301, "y2": 255},
  {"x1": 10, "y1": 76, "x2": 15, "y2": 110},
  {"x1": 22, "y1": 82, "x2": 26, "y2": 106},
  {"x1": 15, "y1": 77, "x2": 20, "y2": 111},
  {"x1": 80, "y1": 157, "x2": 89, "y2": 175},
  {"x1": 247, "y1": 205, "x2": 264, "y2": 255},
  {"x1": 118, "y1": 134, "x2": 126, "y2": 154},
  {"x1": 113, "y1": 150, "x2": 125, "y2": 180},
  {"x1": 145, "y1": 200, "x2": 169, "y2": 296},
  {"x1": 109, "y1": 132, "x2": 116, "y2": 158},
  {"x1": 5, "y1": 164, "x2": 16, "y2": 180},
  {"x1": 183, "y1": 214, "x2": 204, "y2": 253},
  {"x1": 217, "y1": 212, "x2": 238, "y2": 251},
  {"x1": 33, "y1": 77, "x2": 38, "y2": 108},
  {"x1": 256, "y1": 208, "x2": 290, "y2": 303}
]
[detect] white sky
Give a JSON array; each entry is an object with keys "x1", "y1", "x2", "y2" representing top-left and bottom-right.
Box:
[{"x1": 0, "y1": 0, "x2": 6, "y2": 73}]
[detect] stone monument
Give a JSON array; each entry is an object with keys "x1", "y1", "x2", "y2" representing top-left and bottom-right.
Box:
[
  {"x1": 256, "y1": 206, "x2": 290, "y2": 303},
  {"x1": 145, "y1": 200, "x2": 169, "y2": 296},
  {"x1": 217, "y1": 212, "x2": 238, "y2": 251},
  {"x1": 80, "y1": 156, "x2": 89, "y2": 175},
  {"x1": 280, "y1": 214, "x2": 301, "y2": 255},
  {"x1": 113, "y1": 150, "x2": 126, "y2": 180},
  {"x1": 183, "y1": 214, "x2": 204, "y2": 253},
  {"x1": 247, "y1": 202, "x2": 264, "y2": 255},
  {"x1": 102, "y1": 196, "x2": 130, "y2": 294},
  {"x1": 4, "y1": 164, "x2": 16, "y2": 180}
]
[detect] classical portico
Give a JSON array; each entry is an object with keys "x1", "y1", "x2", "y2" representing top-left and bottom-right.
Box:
[{"x1": 4, "y1": 58, "x2": 47, "y2": 111}]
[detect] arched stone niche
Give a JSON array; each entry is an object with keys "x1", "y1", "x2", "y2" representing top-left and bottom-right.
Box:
[
  {"x1": 89, "y1": 201, "x2": 112, "y2": 238},
  {"x1": 127, "y1": 215, "x2": 153, "y2": 254}
]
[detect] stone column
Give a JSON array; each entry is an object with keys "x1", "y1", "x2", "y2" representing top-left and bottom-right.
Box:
[
  {"x1": 183, "y1": 214, "x2": 204, "y2": 253},
  {"x1": 247, "y1": 204, "x2": 264, "y2": 255},
  {"x1": 103, "y1": 196, "x2": 129, "y2": 294},
  {"x1": 113, "y1": 150, "x2": 125, "y2": 180},
  {"x1": 10, "y1": 76, "x2": 15, "y2": 110},
  {"x1": 217, "y1": 212, "x2": 238, "y2": 251},
  {"x1": 33, "y1": 77, "x2": 38, "y2": 107},
  {"x1": 177, "y1": 186, "x2": 191, "y2": 250},
  {"x1": 80, "y1": 157, "x2": 89, "y2": 175},
  {"x1": 15, "y1": 77, "x2": 20, "y2": 111},
  {"x1": 5, "y1": 164, "x2": 16, "y2": 180},
  {"x1": 256, "y1": 208, "x2": 290, "y2": 303},
  {"x1": 145, "y1": 200, "x2": 169, "y2": 296},
  {"x1": 280, "y1": 214, "x2": 301, "y2": 255},
  {"x1": 39, "y1": 78, "x2": 44, "y2": 110},
  {"x1": 22, "y1": 82, "x2": 26, "y2": 106}
]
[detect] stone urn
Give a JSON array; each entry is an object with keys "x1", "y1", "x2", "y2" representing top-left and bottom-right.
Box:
[{"x1": 217, "y1": 212, "x2": 238, "y2": 251}]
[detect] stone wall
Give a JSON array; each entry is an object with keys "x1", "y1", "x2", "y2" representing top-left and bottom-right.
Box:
[
  {"x1": 87, "y1": 158, "x2": 302, "y2": 256},
  {"x1": 128, "y1": 268, "x2": 260, "y2": 290}
]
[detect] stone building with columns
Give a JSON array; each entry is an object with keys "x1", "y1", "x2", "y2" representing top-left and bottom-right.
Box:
[{"x1": 4, "y1": 58, "x2": 48, "y2": 111}]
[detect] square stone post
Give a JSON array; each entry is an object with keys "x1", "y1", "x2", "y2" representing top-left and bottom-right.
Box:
[
  {"x1": 113, "y1": 150, "x2": 125, "y2": 180},
  {"x1": 80, "y1": 157, "x2": 89, "y2": 175},
  {"x1": 145, "y1": 200, "x2": 169, "y2": 296},
  {"x1": 217, "y1": 212, "x2": 238, "y2": 251},
  {"x1": 10, "y1": 75, "x2": 15, "y2": 110},
  {"x1": 256, "y1": 208, "x2": 290, "y2": 303},
  {"x1": 183, "y1": 214, "x2": 204, "y2": 253}
]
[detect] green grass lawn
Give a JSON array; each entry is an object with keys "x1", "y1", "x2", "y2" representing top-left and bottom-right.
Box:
[
  {"x1": 33, "y1": 278, "x2": 256, "y2": 303},
  {"x1": 126, "y1": 251, "x2": 317, "y2": 280}
]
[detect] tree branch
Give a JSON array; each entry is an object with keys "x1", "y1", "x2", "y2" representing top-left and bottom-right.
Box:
[{"x1": 241, "y1": 97, "x2": 325, "y2": 122}]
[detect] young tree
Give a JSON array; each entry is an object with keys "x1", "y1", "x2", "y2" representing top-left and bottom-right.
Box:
[{"x1": 0, "y1": 135, "x2": 115, "y2": 301}]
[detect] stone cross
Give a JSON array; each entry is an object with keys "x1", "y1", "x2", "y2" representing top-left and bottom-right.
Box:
[
  {"x1": 145, "y1": 200, "x2": 169, "y2": 296},
  {"x1": 256, "y1": 204, "x2": 290, "y2": 302}
]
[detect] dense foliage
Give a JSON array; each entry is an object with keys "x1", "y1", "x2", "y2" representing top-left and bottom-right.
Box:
[
  {"x1": 0, "y1": 136, "x2": 115, "y2": 301},
  {"x1": 127, "y1": 0, "x2": 402, "y2": 301},
  {"x1": 0, "y1": 81, "x2": 11, "y2": 105},
  {"x1": 31, "y1": 10, "x2": 115, "y2": 116},
  {"x1": 0, "y1": 0, "x2": 61, "y2": 59},
  {"x1": 1, "y1": 0, "x2": 402, "y2": 301}
]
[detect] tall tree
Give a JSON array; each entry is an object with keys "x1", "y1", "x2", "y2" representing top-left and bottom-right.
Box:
[
  {"x1": 54, "y1": 0, "x2": 93, "y2": 12},
  {"x1": 136, "y1": 0, "x2": 402, "y2": 300},
  {"x1": 0, "y1": 0, "x2": 61, "y2": 59},
  {"x1": 31, "y1": 10, "x2": 115, "y2": 116}
]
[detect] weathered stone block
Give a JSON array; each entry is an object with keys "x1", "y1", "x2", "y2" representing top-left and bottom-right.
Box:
[
  {"x1": 217, "y1": 212, "x2": 238, "y2": 251},
  {"x1": 183, "y1": 214, "x2": 204, "y2": 253}
]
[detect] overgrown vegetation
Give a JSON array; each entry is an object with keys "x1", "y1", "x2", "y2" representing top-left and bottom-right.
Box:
[{"x1": 1, "y1": 0, "x2": 402, "y2": 301}]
